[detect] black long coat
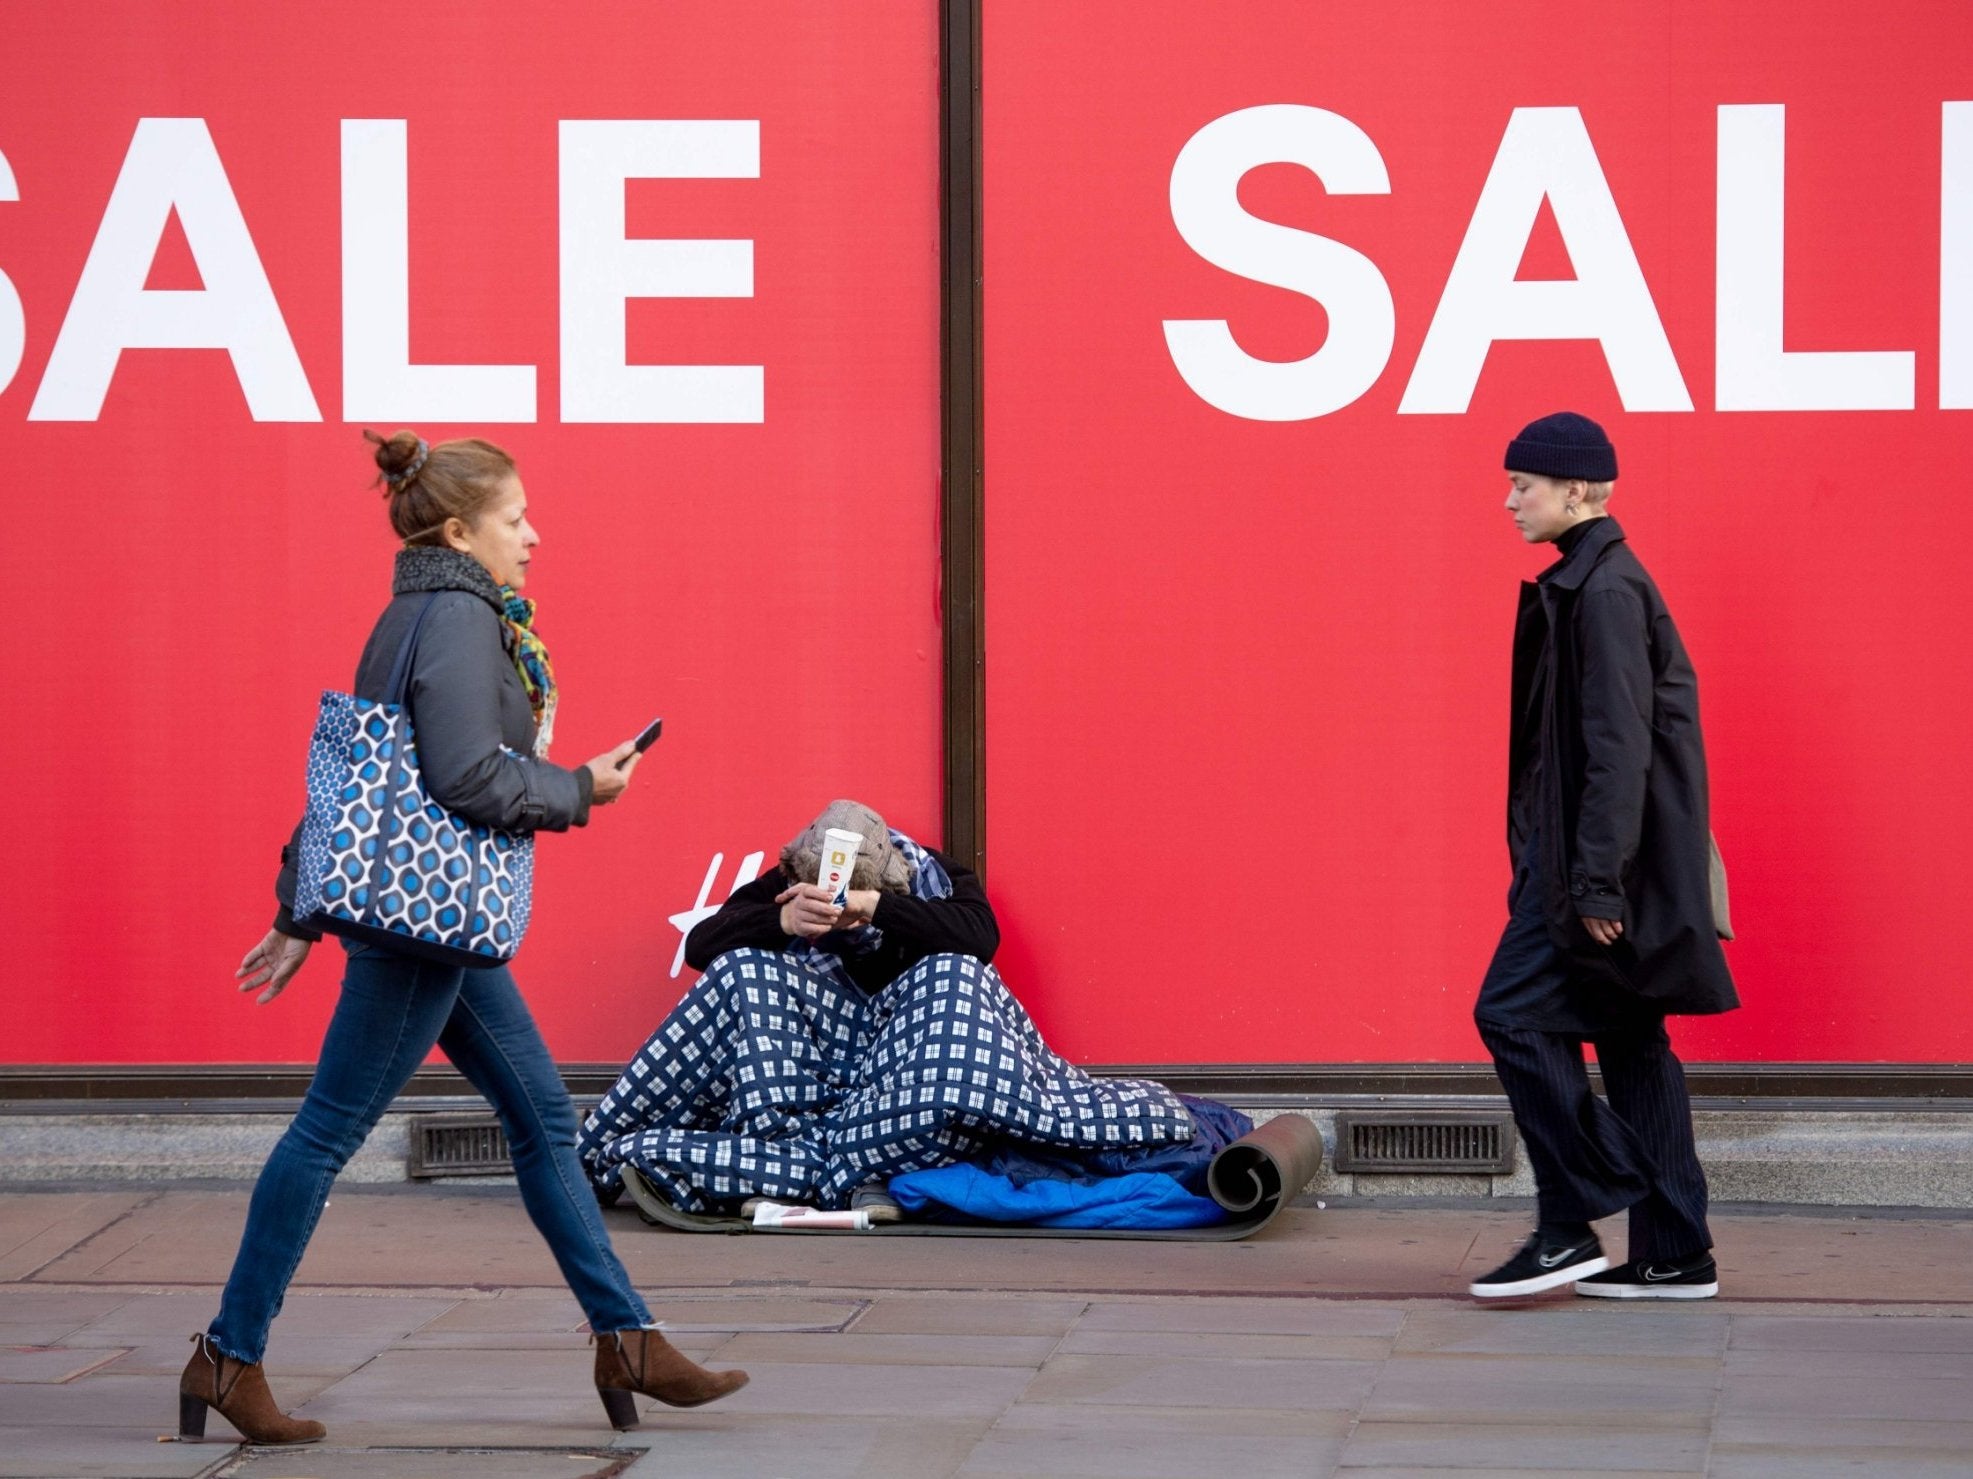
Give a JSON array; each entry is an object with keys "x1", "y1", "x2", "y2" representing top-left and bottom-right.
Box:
[{"x1": 1508, "y1": 517, "x2": 1738, "y2": 1016}]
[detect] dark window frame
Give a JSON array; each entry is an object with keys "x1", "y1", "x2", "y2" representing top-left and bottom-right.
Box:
[{"x1": 941, "y1": 0, "x2": 986, "y2": 877}]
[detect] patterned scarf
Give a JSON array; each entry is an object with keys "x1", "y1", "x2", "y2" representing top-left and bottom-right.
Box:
[{"x1": 498, "y1": 585, "x2": 557, "y2": 758}]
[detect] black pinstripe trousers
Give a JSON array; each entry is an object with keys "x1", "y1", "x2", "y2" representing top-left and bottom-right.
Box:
[
  {"x1": 1477, "y1": 1016, "x2": 1713, "y2": 1262},
  {"x1": 1475, "y1": 830, "x2": 1713, "y2": 1262}
]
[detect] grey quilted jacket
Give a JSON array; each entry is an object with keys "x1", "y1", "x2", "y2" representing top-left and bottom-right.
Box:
[{"x1": 272, "y1": 548, "x2": 592, "y2": 939}]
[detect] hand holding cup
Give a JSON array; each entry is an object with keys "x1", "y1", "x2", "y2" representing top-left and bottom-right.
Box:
[{"x1": 776, "y1": 883, "x2": 843, "y2": 939}]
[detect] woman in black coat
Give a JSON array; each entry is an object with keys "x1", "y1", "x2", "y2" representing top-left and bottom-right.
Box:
[
  {"x1": 1468, "y1": 412, "x2": 1738, "y2": 1303},
  {"x1": 181, "y1": 432, "x2": 747, "y2": 1445}
]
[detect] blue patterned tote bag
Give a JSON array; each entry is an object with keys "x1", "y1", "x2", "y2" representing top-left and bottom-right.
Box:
[{"x1": 293, "y1": 594, "x2": 534, "y2": 969}]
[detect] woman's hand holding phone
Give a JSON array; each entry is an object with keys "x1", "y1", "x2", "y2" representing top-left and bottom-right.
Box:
[
  {"x1": 585, "y1": 740, "x2": 640, "y2": 805},
  {"x1": 587, "y1": 716, "x2": 661, "y2": 806}
]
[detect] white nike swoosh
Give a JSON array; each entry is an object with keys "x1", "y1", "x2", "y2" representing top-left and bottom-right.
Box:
[
  {"x1": 1641, "y1": 1265, "x2": 1684, "y2": 1282},
  {"x1": 1537, "y1": 1249, "x2": 1575, "y2": 1269}
]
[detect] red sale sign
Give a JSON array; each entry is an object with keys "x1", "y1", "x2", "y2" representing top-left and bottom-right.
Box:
[
  {"x1": 8, "y1": 1, "x2": 1971, "y2": 1076},
  {"x1": 0, "y1": 3, "x2": 941, "y2": 1065},
  {"x1": 981, "y1": 0, "x2": 1973, "y2": 1063}
]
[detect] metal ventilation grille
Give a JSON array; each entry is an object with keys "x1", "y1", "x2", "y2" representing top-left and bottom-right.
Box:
[
  {"x1": 408, "y1": 1115, "x2": 514, "y2": 1178},
  {"x1": 1334, "y1": 1113, "x2": 1517, "y2": 1174}
]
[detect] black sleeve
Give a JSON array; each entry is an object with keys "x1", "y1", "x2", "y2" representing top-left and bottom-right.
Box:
[
  {"x1": 685, "y1": 868, "x2": 793, "y2": 970},
  {"x1": 1572, "y1": 588, "x2": 1652, "y2": 921},
  {"x1": 870, "y1": 851, "x2": 1000, "y2": 964}
]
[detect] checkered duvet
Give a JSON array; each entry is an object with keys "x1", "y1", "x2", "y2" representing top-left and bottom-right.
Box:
[{"x1": 578, "y1": 947, "x2": 1197, "y2": 1212}]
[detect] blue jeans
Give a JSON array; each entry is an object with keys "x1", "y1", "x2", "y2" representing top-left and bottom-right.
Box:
[{"x1": 209, "y1": 941, "x2": 651, "y2": 1362}]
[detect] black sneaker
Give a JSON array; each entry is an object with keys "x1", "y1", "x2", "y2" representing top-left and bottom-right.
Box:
[
  {"x1": 1575, "y1": 1254, "x2": 1719, "y2": 1300},
  {"x1": 1469, "y1": 1231, "x2": 1609, "y2": 1298}
]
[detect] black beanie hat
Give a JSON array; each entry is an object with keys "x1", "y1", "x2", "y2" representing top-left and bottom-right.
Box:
[{"x1": 1504, "y1": 411, "x2": 1618, "y2": 482}]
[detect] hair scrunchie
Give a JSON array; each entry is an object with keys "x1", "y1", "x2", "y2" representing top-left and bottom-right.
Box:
[{"x1": 386, "y1": 438, "x2": 430, "y2": 488}]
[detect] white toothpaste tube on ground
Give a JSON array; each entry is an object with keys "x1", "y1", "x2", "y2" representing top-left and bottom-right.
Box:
[
  {"x1": 750, "y1": 1201, "x2": 871, "y2": 1230},
  {"x1": 817, "y1": 827, "x2": 863, "y2": 909}
]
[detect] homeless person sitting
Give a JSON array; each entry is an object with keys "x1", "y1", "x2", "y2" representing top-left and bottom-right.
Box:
[
  {"x1": 687, "y1": 798, "x2": 999, "y2": 995},
  {"x1": 578, "y1": 801, "x2": 1213, "y2": 1221}
]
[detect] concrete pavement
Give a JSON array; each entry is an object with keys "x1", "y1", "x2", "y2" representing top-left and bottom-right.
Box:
[{"x1": 2, "y1": 1184, "x2": 1970, "y2": 1477}]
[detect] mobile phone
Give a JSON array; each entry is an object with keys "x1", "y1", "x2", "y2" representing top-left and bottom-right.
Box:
[{"x1": 618, "y1": 716, "x2": 663, "y2": 767}]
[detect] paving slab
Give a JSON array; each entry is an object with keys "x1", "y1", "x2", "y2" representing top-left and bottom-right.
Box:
[
  {"x1": 53, "y1": 1290, "x2": 243, "y2": 1338},
  {"x1": 639, "y1": 1295, "x2": 866, "y2": 1332},
  {"x1": 222, "y1": 1447, "x2": 626, "y2": 1478},
  {"x1": 1337, "y1": 1418, "x2": 1710, "y2": 1471},
  {"x1": 1362, "y1": 1353, "x2": 1718, "y2": 1426},
  {"x1": 1725, "y1": 1312, "x2": 1973, "y2": 1351},
  {"x1": 389, "y1": 1292, "x2": 595, "y2": 1351},
  {"x1": 702, "y1": 1359, "x2": 1034, "y2": 1419},
  {"x1": 955, "y1": 1404, "x2": 1350, "y2": 1479},
  {"x1": 714, "y1": 1331, "x2": 1061, "y2": 1366},
  {"x1": 0, "y1": 1192, "x2": 154, "y2": 1282},
  {"x1": 601, "y1": 1207, "x2": 1398, "y2": 1296},
  {"x1": 1073, "y1": 1297, "x2": 1403, "y2": 1336},
  {"x1": 390, "y1": 1328, "x2": 736, "y2": 1355},
  {"x1": 1018, "y1": 1351, "x2": 1380, "y2": 1413},
  {"x1": 29, "y1": 1192, "x2": 567, "y2": 1289},
  {"x1": 1708, "y1": 1413, "x2": 1973, "y2": 1452},
  {"x1": 296, "y1": 1347, "x2": 625, "y2": 1447},
  {"x1": 1393, "y1": 1305, "x2": 1729, "y2": 1357},
  {"x1": 615, "y1": 1413, "x2": 990, "y2": 1478},
  {"x1": 849, "y1": 1296, "x2": 1087, "y2": 1335},
  {"x1": 0, "y1": 1288, "x2": 132, "y2": 1344},
  {"x1": 1055, "y1": 1327, "x2": 1395, "y2": 1360},
  {"x1": 1701, "y1": 1212, "x2": 1973, "y2": 1302},
  {"x1": 0, "y1": 1422, "x2": 226, "y2": 1479},
  {"x1": 99, "y1": 1332, "x2": 399, "y2": 1380},
  {"x1": 23, "y1": 1192, "x2": 249, "y2": 1284},
  {"x1": 1722, "y1": 1344, "x2": 1973, "y2": 1380},
  {"x1": 63, "y1": 1291, "x2": 462, "y2": 1377},
  {"x1": 0, "y1": 1368, "x2": 335, "y2": 1430},
  {"x1": 0, "y1": 1344, "x2": 127, "y2": 1383},
  {"x1": 1717, "y1": 1371, "x2": 1973, "y2": 1423},
  {"x1": 401, "y1": 1293, "x2": 586, "y2": 1334},
  {"x1": 1706, "y1": 1452, "x2": 1973, "y2": 1479}
]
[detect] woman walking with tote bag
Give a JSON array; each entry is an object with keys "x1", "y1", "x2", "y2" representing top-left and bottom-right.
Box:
[{"x1": 180, "y1": 431, "x2": 746, "y2": 1445}]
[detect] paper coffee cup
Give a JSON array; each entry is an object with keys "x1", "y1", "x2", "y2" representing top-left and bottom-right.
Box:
[{"x1": 817, "y1": 827, "x2": 863, "y2": 909}]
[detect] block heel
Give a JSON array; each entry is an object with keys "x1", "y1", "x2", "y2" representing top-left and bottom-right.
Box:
[
  {"x1": 598, "y1": 1385, "x2": 640, "y2": 1430},
  {"x1": 177, "y1": 1392, "x2": 208, "y2": 1440}
]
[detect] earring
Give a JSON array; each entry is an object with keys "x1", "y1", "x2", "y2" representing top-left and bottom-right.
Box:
[{"x1": 1566, "y1": 503, "x2": 1580, "y2": 516}]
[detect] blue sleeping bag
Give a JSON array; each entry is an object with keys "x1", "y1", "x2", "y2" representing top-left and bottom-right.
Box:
[
  {"x1": 889, "y1": 1163, "x2": 1228, "y2": 1228},
  {"x1": 888, "y1": 1096, "x2": 1254, "y2": 1230}
]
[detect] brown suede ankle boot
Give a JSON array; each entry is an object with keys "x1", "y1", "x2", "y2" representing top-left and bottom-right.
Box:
[
  {"x1": 592, "y1": 1327, "x2": 749, "y2": 1429},
  {"x1": 178, "y1": 1333, "x2": 326, "y2": 1445}
]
